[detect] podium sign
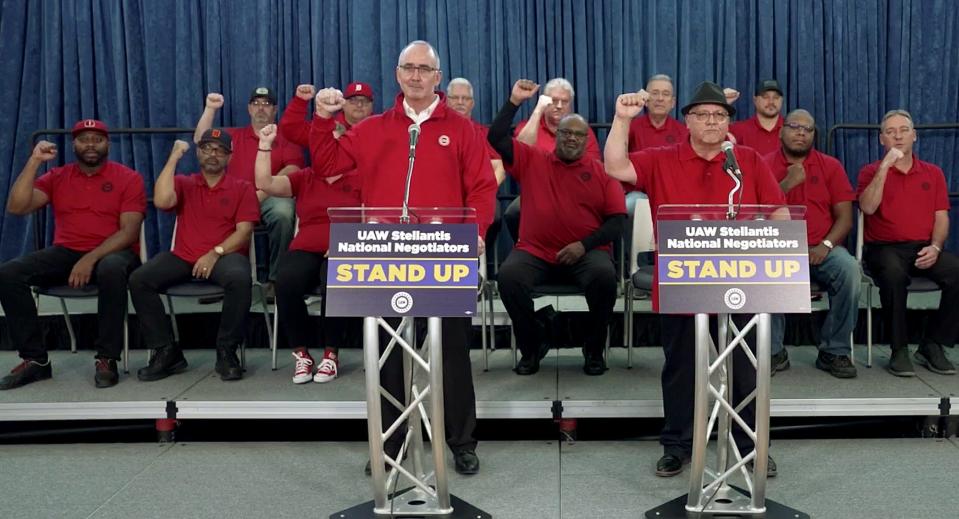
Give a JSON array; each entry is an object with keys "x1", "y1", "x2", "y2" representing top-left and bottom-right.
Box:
[
  {"x1": 657, "y1": 219, "x2": 811, "y2": 314},
  {"x1": 326, "y1": 223, "x2": 479, "y2": 317}
]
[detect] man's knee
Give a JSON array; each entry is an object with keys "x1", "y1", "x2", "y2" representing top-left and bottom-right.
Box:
[
  {"x1": 262, "y1": 199, "x2": 296, "y2": 229},
  {"x1": 96, "y1": 253, "x2": 134, "y2": 280}
]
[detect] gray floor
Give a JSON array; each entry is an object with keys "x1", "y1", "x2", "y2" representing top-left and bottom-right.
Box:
[{"x1": 1, "y1": 438, "x2": 957, "y2": 518}]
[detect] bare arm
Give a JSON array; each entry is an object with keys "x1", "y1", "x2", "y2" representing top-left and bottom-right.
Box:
[
  {"x1": 67, "y1": 211, "x2": 143, "y2": 288},
  {"x1": 154, "y1": 141, "x2": 189, "y2": 210},
  {"x1": 604, "y1": 91, "x2": 648, "y2": 184},
  {"x1": 7, "y1": 142, "x2": 56, "y2": 215},
  {"x1": 859, "y1": 148, "x2": 903, "y2": 215},
  {"x1": 491, "y1": 159, "x2": 506, "y2": 185},
  {"x1": 193, "y1": 93, "x2": 224, "y2": 144},
  {"x1": 254, "y1": 124, "x2": 293, "y2": 197},
  {"x1": 515, "y1": 94, "x2": 552, "y2": 146}
]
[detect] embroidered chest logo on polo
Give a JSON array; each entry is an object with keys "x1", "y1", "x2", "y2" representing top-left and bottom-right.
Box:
[
  {"x1": 341, "y1": 184, "x2": 352, "y2": 193},
  {"x1": 579, "y1": 172, "x2": 591, "y2": 182},
  {"x1": 101, "y1": 182, "x2": 113, "y2": 192},
  {"x1": 665, "y1": 135, "x2": 676, "y2": 144},
  {"x1": 438, "y1": 135, "x2": 450, "y2": 146},
  {"x1": 921, "y1": 182, "x2": 931, "y2": 191},
  {"x1": 809, "y1": 175, "x2": 819, "y2": 185},
  {"x1": 219, "y1": 196, "x2": 231, "y2": 207}
]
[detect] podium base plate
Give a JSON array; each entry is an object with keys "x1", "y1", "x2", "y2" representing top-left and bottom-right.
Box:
[
  {"x1": 331, "y1": 491, "x2": 491, "y2": 518},
  {"x1": 645, "y1": 485, "x2": 809, "y2": 519}
]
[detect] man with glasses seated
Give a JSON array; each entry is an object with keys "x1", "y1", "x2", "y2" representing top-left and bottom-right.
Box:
[
  {"x1": 279, "y1": 81, "x2": 377, "y2": 145},
  {"x1": 129, "y1": 130, "x2": 260, "y2": 382},
  {"x1": 858, "y1": 109, "x2": 959, "y2": 377},
  {"x1": 488, "y1": 79, "x2": 625, "y2": 377},
  {"x1": 764, "y1": 109, "x2": 859, "y2": 378},
  {"x1": 729, "y1": 79, "x2": 786, "y2": 156},
  {"x1": 604, "y1": 81, "x2": 785, "y2": 478},
  {"x1": 627, "y1": 74, "x2": 688, "y2": 152},
  {"x1": 194, "y1": 87, "x2": 304, "y2": 288},
  {"x1": 0, "y1": 120, "x2": 146, "y2": 390}
]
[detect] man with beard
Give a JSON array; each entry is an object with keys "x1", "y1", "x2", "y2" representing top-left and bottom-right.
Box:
[
  {"x1": 730, "y1": 79, "x2": 785, "y2": 156},
  {"x1": 309, "y1": 40, "x2": 497, "y2": 475},
  {"x1": 279, "y1": 81, "x2": 377, "y2": 145},
  {"x1": 194, "y1": 87, "x2": 304, "y2": 286},
  {"x1": 129, "y1": 130, "x2": 259, "y2": 382},
  {"x1": 858, "y1": 109, "x2": 959, "y2": 377},
  {"x1": 488, "y1": 79, "x2": 625, "y2": 376},
  {"x1": 764, "y1": 109, "x2": 859, "y2": 378},
  {"x1": 604, "y1": 81, "x2": 785, "y2": 478},
  {"x1": 0, "y1": 120, "x2": 145, "y2": 390},
  {"x1": 627, "y1": 74, "x2": 689, "y2": 152}
]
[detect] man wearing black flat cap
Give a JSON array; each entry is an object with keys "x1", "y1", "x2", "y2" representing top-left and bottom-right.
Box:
[
  {"x1": 604, "y1": 81, "x2": 785, "y2": 479},
  {"x1": 730, "y1": 79, "x2": 785, "y2": 156}
]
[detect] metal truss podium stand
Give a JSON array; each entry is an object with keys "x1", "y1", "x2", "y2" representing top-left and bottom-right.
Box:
[{"x1": 328, "y1": 207, "x2": 490, "y2": 519}]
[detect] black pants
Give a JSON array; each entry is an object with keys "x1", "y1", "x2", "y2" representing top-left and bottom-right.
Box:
[
  {"x1": 381, "y1": 317, "x2": 477, "y2": 454},
  {"x1": 128, "y1": 251, "x2": 251, "y2": 350},
  {"x1": 497, "y1": 248, "x2": 617, "y2": 356},
  {"x1": 0, "y1": 246, "x2": 139, "y2": 361},
  {"x1": 274, "y1": 249, "x2": 349, "y2": 349},
  {"x1": 864, "y1": 241, "x2": 959, "y2": 349},
  {"x1": 660, "y1": 315, "x2": 757, "y2": 458}
]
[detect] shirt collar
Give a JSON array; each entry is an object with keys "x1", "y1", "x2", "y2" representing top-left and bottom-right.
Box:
[
  {"x1": 403, "y1": 93, "x2": 442, "y2": 125},
  {"x1": 194, "y1": 172, "x2": 227, "y2": 190},
  {"x1": 678, "y1": 141, "x2": 723, "y2": 163}
]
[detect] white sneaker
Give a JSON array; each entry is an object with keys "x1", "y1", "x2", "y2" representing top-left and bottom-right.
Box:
[
  {"x1": 291, "y1": 350, "x2": 314, "y2": 384},
  {"x1": 314, "y1": 351, "x2": 339, "y2": 383}
]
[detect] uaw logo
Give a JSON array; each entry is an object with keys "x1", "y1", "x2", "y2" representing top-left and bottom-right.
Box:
[
  {"x1": 723, "y1": 288, "x2": 746, "y2": 310},
  {"x1": 809, "y1": 175, "x2": 819, "y2": 184},
  {"x1": 219, "y1": 196, "x2": 231, "y2": 207},
  {"x1": 579, "y1": 172, "x2": 591, "y2": 182},
  {"x1": 390, "y1": 291, "x2": 413, "y2": 314},
  {"x1": 922, "y1": 182, "x2": 931, "y2": 191},
  {"x1": 665, "y1": 135, "x2": 676, "y2": 144},
  {"x1": 101, "y1": 182, "x2": 113, "y2": 193},
  {"x1": 438, "y1": 135, "x2": 450, "y2": 146}
]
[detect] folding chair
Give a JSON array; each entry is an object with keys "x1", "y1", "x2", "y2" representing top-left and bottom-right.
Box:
[{"x1": 623, "y1": 194, "x2": 656, "y2": 368}]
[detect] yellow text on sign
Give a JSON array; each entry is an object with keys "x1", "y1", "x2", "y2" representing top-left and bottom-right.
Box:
[
  {"x1": 336, "y1": 263, "x2": 470, "y2": 283},
  {"x1": 666, "y1": 259, "x2": 801, "y2": 279}
]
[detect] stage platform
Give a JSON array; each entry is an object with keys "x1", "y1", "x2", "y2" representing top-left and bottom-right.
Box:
[{"x1": 0, "y1": 437, "x2": 957, "y2": 518}]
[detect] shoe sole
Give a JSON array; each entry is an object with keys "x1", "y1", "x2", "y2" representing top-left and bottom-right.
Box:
[
  {"x1": 0, "y1": 370, "x2": 53, "y2": 390},
  {"x1": 292, "y1": 375, "x2": 313, "y2": 384},
  {"x1": 655, "y1": 466, "x2": 684, "y2": 477},
  {"x1": 815, "y1": 359, "x2": 857, "y2": 379},
  {"x1": 914, "y1": 353, "x2": 957, "y2": 375},
  {"x1": 313, "y1": 374, "x2": 337, "y2": 383},
  {"x1": 886, "y1": 365, "x2": 916, "y2": 377},
  {"x1": 95, "y1": 377, "x2": 119, "y2": 388}
]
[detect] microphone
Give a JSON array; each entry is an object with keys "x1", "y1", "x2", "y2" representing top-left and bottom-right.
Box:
[
  {"x1": 408, "y1": 123, "x2": 421, "y2": 156},
  {"x1": 721, "y1": 141, "x2": 743, "y2": 220},
  {"x1": 720, "y1": 141, "x2": 742, "y2": 179},
  {"x1": 401, "y1": 123, "x2": 422, "y2": 223}
]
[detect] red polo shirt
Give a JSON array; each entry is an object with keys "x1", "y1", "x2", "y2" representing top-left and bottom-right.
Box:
[
  {"x1": 34, "y1": 161, "x2": 146, "y2": 252},
  {"x1": 287, "y1": 169, "x2": 362, "y2": 253},
  {"x1": 510, "y1": 141, "x2": 626, "y2": 263},
  {"x1": 170, "y1": 174, "x2": 261, "y2": 263},
  {"x1": 470, "y1": 119, "x2": 501, "y2": 161},
  {"x1": 856, "y1": 156, "x2": 949, "y2": 243},
  {"x1": 765, "y1": 148, "x2": 855, "y2": 246},
  {"x1": 730, "y1": 115, "x2": 784, "y2": 156},
  {"x1": 628, "y1": 142, "x2": 786, "y2": 310},
  {"x1": 225, "y1": 126, "x2": 304, "y2": 183},
  {"x1": 514, "y1": 116, "x2": 602, "y2": 161},
  {"x1": 309, "y1": 92, "x2": 497, "y2": 238},
  {"x1": 627, "y1": 114, "x2": 689, "y2": 152}
]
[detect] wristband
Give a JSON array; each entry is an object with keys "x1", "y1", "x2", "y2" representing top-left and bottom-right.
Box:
[
  {"x1": 932, "y1": 244, "x2": 942, "y2": 253},
  {"x1": 258, "y1": 148, "x2": 272, "y2": 152}
]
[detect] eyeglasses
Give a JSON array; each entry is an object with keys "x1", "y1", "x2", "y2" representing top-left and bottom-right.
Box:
[
  {"x1": 397, "y1": 64, "x2": 439, "y2": 76},
  {"x1": 687, "y1": 111, "x2": 730, "y2": 123},
  {"x1": 447, "y1": 95, "x2": 473, "y2": 103},
  {"x1": 198, "y1": 144, "x2": 230, "y2": 156},
  {"x1": 345, "y1": 97, "x2": 372, "y2": 105},
  {"x1": 784, "y1": 122, "x2": 815, "y2": 133},
  {"x1": 556, "y1": 128, "x2": 588, "y2": 139},
  {"x1": 250, "y1": 100, "x2": 273, "y2": 107},
  {"x1": 883, "y1": 126, "x2": 913, "y2": 136}
]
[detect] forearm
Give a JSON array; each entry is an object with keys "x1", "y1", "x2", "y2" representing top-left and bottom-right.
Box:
[
  {"x1": 83, "y1": 218, "x2": 142, "y2": 262},
  {"x1": 255, "y1": 150, "x2": 293, "y2": 196},
  {"x1": 931, "y1": 212, "x2": 949, "y2": 249},
  {"x1": 193, "y1": 107, "x2": 217, "y2": 143},
  {"x1": 279, "y1": 97, "x2": 311, "y2": 147},
  {"x1": 580, "y1": 214, "x2": 626, "y2": 251},
  {"x1": 515, "y1": 110, "x2": 542, "y2": 146},
  {"x1": 7, "y1": 158, "x2": 42, "y2": 214},
  {"x1": 218, "y1": 224, "x2": 254, "y2": 255},
  {"x1": 859, "y1": 169, "x2": 887, "y2": 214},
  {"x1": 824, "y1": 203, "x2": 853, "y2": 245},
  {"x1": 489, "y1": 100, "x2": 520, "y2": 164},
  {"x1": 154, "y1": 156, "x2": 179, "y2": 209},
  {"x1": 603, "y1": 117, "x2": 637, "y2": 184},
  {"x1": 309, "y1": 116, "x2": 344, "y2": 176},
  {"x1": 491, "y1": 159, "x2": 506, "y2": 185}
]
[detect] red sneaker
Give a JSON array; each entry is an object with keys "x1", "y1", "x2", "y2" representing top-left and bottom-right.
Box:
[
  {"x1": 314, "y1": 350, "x2": 339, "y2": 383},
  {"x1": 291, "y1": 349, "x2": 314, "y2": 384}
]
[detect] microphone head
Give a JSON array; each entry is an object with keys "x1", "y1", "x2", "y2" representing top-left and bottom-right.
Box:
[
  {"x1": 721, "y1": 141, "x2": 734, "y2": 152},
  {"x1": 408, "y1": 123, "x2": 420, "y2": 135}
]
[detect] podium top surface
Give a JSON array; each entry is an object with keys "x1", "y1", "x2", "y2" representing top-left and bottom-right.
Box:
[
  {"x1": 328, "y1": 206, "x2": 477, "y2": 224},
  {"x1": 656, "y1": 204, "x2": 806, "y2": 220}
]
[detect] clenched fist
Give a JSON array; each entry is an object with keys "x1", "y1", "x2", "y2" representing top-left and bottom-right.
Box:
[
  {"x1": 880, "y1": 147, "x2": 905, "y2": 169},
  {"x1": 32, "y1": 141, "x2": 58, "y2": 162},
  {"x1": 509, "y1": 79, "x2": 540, "y2": 105},
  {"x1": 723, "y1": 88, "x2": 740, "y2": 104},
  {"x1": 615, "y1": 91, "x2": 648, "y2": 119},
  {"x1": 259, "y1": 124, "x2": 278, "y2": 147},
  {"x1": 206, "y1": 93, "x2": 225, "y2": 110},
  {"x1": 534, "y1": 94, "x2": 554, "y2": 113},
  {"x1": 295, "y1": 84, "x2": 316, "y2": 101},
  {"x1": 314, "y1": 88, "x2": 345, "y2": 119},
  {"x1": 171, "y1": 139, "x2": 191, "y2": 159}
]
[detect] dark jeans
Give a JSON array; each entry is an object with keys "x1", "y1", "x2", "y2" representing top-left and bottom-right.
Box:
[
  {"x1": 128, "y1": 251, "x2": 251, "y2": 350},
  {"x1": 274, "y1": 249, "x2": 350, "y2": 350},
  {"x1": 864, "y1": 241, "x2": 959, "y2": 349},
  {"x1": 0, "y1": 246, "x2": 139, "y2": 361},
  {"x1": 659, "y1": 315, "x2": 757, "y2": 458},
  {"x1": 497, "y1": 248, "x2": 617, "y2": 356},
  {"x1": 381, "y1": 317, "x2": 477, "y2": 454}
]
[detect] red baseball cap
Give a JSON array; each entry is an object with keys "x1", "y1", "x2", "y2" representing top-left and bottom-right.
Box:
[
  {"x1": 344, "y1": 82, "x2": 374, "y2": 100},
  {"x1": 71, "y1": 119, "x2": 109, "y2": 137}
]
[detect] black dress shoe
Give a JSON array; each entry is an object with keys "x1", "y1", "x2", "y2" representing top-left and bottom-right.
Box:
[
  {"x1": 655, "y1": 453, "x2": 689, "y2": 477},
  {"x1": 583, "y1": 351, "x2": 606, "y2": 376},
  {"x1": 0, "y1": 359, "x2": 52, "y2": 390},
  {"x1": 94, "y1": 358, "x2": 119, "y2": 388},
  {"x1": 215, "y1": 347, "x2": 243, "y2": 381},
  {"x1": 453, "y1": 449, "x2": 480, "y2": 475},
  {"x1": 137, "y1": 346, "x2": 188, "y2": 382},
  {"x1": 515, "y1": 355, "x2": 540, "y2": 375}
]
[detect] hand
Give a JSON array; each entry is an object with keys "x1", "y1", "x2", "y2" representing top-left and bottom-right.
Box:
[
  {"x1": 295, "y1": 84, "x2": 316, "y2": 101},
  {"x1": 783, "y1": 162, "x2": 805, "y2": 189},
  {"x1": 314, "y1": 88, "x2": 345, "y2": 118},
  {"x1": 808, "y1": 244, "x2": 829, "y2": 266},
  {"x1": 32, "y1": 141, "x2": 58, "y2": 162},
  {"x1": 723, "y1": 88, "x2": 740, "y2": 104},
  {"x1": 534, "y1": 94, "x2": 553, "y2": 113},
  {"x1": 555, "y1": 242, "x2": 586, "y2": 266},
  {"x1": 614, "y1": 91, "x2": 647, "y2": 119},
  {"x1": 258, "y1": 123, "x2": 278, "y2": 147},
  {"x1": 880, "y1": 147, "x2": 905, "y2": 169},
  {"x1": 171, "y1": 139, "x2": 190, "y2": 160},
  {"x1": 509, "y1": 79, "x2": 540, "y2": 105},
  {"x1": 68, "y1": 254, "x2": 97, "y2": 288},
  {"x1": 205, "y1": 93, "x2": 225, "y2": 110},
  {"x1": 192, "y1": 251, "x2": 220, "y2": 279},
  {"x1": 477, "y1": 236, "x2": 486, "y2": 257},
  {"x1": 256, "y1": 189, "x2": 268, "y2": 202},
  {"x1": 915, "y1": 245, "x2": 940, "y2": 269}
]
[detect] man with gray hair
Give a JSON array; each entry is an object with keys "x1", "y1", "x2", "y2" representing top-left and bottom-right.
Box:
[
  {"x1": 447, "y1": 77, "x2": 506, "y2": 185},
  {"x1": 858, "y1": 109, "x2": 959, "y2": 377},
  {"x1": 628, "y1": 74, "x2": 688, "y2": 152}
]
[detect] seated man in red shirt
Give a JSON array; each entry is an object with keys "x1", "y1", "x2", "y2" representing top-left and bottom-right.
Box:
[
  {"x1": 130, "y1": 130, "x2": 260, "y2": 382},
  {"x1": 858, "y1": 109, "x2": 959, "y2": 377},
  {"x1": 729, "y1": 79, "x2": 785, "y2": 156},
  {"x1": 255, "y1": 124, "x2": 362, "y2": 384},
  {"x1": 489, "y1": 79, "x2": 626, "y2": 376},
  {"x1": 0, "y1": 120, "x2": 146, "y2": 390}
]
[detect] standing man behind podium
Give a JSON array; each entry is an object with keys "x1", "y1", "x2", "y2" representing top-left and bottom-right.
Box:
[
  {"x1": 308, "y1": 40, "x2": 497, "y2": 475},
  {"x1": 604, "y1": 81, "x2": 785, "y2": 478}
]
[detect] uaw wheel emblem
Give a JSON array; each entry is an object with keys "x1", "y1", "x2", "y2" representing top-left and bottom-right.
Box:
[
  {"x1": 723, "y1": 288, "x2": 746, "y2": 310},
  {"x1": 391, "y1": 291, "x2": 413, "y2": 313},
  {"x1": 438, "y1": 135, "x2": 450, "y2": 146}
]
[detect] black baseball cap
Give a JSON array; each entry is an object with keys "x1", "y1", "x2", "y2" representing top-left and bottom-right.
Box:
[
  {"x1": 198, "y1": 128, "x2": 232, "y2": 153},
  {"x1": 755, "y1": 79, "x2": 783, "y2": 96},
  {"x1": 249, "y1": 86, "x2": 277, "y2": 105}
]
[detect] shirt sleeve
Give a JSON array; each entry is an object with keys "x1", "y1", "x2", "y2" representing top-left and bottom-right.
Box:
[
  {"x1": 824, "y1": 158, "x2": 856, "y2": 205},
  {"x1": 120, "y1": 168, "x2": 147, "y2": 213},
  {"x1": 172, "y1": 175, "x2": 188, "y2": 212},
  {"x1": 287, "y1": 168, "x2": 306, "y2": 198},
  {"x1": 34, "y1": 167, "x2": 57, "y2": 197},
  {"x1": 749, "y1": 153, "x2": 786, "y2": 205},
  {"x1": 278, "y1": 96, "x2": 311, "y2": 148},
  {"x1": 602, "y1": 173, "x2": 628, "y2": 216},
  {"x1": 856, "y1": 163, "x2": 878, "y2": 197},
  {"x1": 460, "y1": 122, "x2": 498, "y2": 239},
  {"x1": 234, "y1": 181, "x2": 262, "y2": 224},
  {"x1": 309, "y1": 115, "x2": 359, "y2": 177},
  {"x1": 276, "y1": 136, "x2": 306, "y2": 170},
  {"x1": 933, "y1": 166, "x2": 950, "y2": 211},
  {"x1": 627, "y1": 150, "x2": 654, "y2": 192},
  {"x1": 584, "y1": 129, "x2": 602, "y2": 162}
]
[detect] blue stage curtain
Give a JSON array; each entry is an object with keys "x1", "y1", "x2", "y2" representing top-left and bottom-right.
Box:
[{"x1": 1, "y1": 0, "x2": 957, "y2": 259}]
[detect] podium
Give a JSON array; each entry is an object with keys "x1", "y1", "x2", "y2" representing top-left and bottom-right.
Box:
[
  {"x1": 326, "y1": 207, "x2": 490, "y2": 519},
  {"x1": 645, "y1": 204, "x2": 810, "y2": 519}
]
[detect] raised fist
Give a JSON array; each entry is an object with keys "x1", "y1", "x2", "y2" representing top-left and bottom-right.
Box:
[
  {"x1": 509, "y1": 79, "x2": 540, "y2": 105},
  {"x1": 295, "y1": 84, "x2": 316, "y2": 101},
  {"x1": 785, "y1": 162, "x2": 805, "y2": 186},
  {"x1": 259, "y1": 124, "x2": 278, "y2": 145},
  {"x1": 206, "y1": 93, "x2": 225, "y2": 110},
  {"x1": 723, "y1": 88, "x2": 740, "y2": 104},
  {"x1": 881, "y1": 147, "x2": 905, "y2": 168},
  {"x1": 314, "y1": 88, "x2": 345, "y2": 118},
  {"x1": 534, "y1": 94, "x2": 554, "y2": 113},
  {"x1": 32, "y1": 140, "x2": 58, "y2": 162},
  {"x1": 171, "y1": 139, "x2": 190, "y2": 158},
  {"x1": 615, "y1": 91, "x2": 647, "y2": 119}
]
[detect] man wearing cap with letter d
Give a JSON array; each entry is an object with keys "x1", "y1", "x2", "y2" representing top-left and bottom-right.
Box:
[
  {"x1": 278, "y1": 81, "x2": 377, "y2": 146},
  {"x1": 0, "y1": 119, "x2": 146, "y2": 390}
]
